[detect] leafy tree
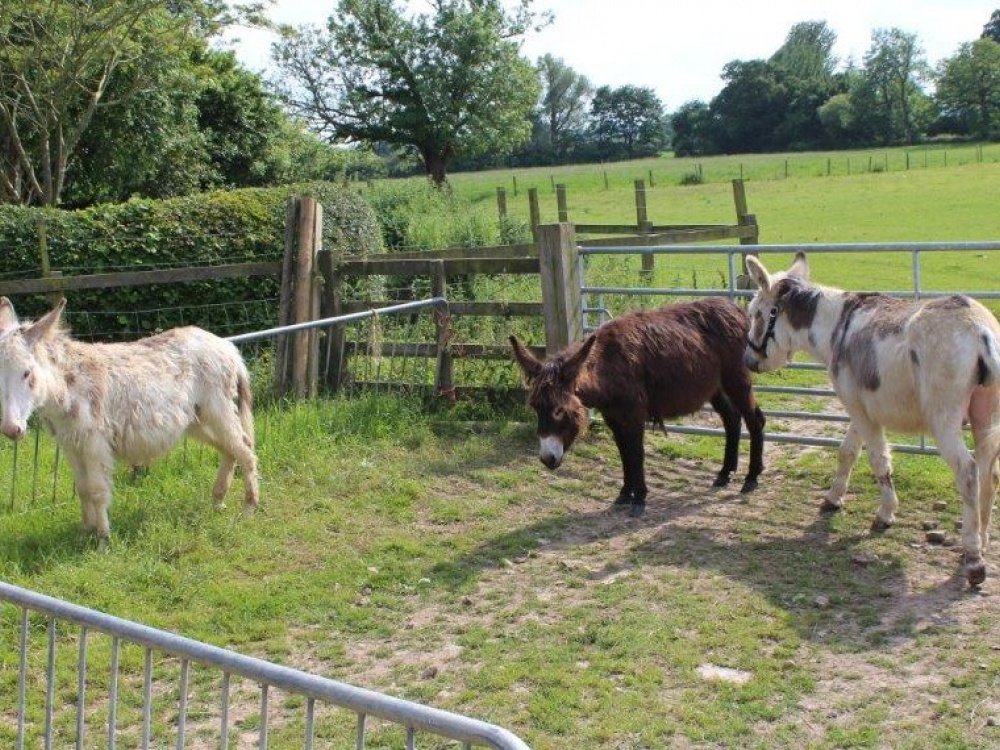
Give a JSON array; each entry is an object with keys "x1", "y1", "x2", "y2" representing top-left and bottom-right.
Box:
[
  {"x1": 63, "y1": 57, "x2": 211, "y2": 206},
  {"x1": 589, "y1": 85, "x2": 667, "y2": 160},
  {"x1": 708, "y1": 60, "x2": 788, "y2": 153},
  {"x1": 670, "y1": 100, "x2": 714, "y2": 156},
  {"x1": 272, "y1": 0, "x2": 544, "y2": 186},
  {"x1": 768, "y1": 21, "x2": 842, "y2": 149},
  {"x1": 194, "y1": 49, "x2": 289, "y2": 188},
  {"x1": 936, "y1": 38, "x2": 1000, "y2": 138},
  {"x1": 0, "y1": 0, "x2": 230, "y2": 206},
  {"x1": 859, "y1": 27, "x2": 930, "y2": 144},
  {"x1": 817, "y1": 92, "x2": 860, "y2": 146},
  {"x1": 535, "y1": 55, "x2": 592, "y2": 162},
  {"x1": 770, "y1": 20, "x2": 837, "y2": 82},
  {"x1": 984, "y1": 10, "x2": 1000, "y2": 43},
  {"x1": 62, "y1": 46, "x2": 298, "y2": 206}
]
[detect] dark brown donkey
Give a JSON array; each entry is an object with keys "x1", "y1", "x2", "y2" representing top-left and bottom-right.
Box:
[{"x1": 511, "y1": 297, "x2": 765, "y2": 516}]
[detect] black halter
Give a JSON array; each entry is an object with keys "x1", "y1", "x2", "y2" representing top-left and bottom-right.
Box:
[{"x1": 747, "y1": 306, "x2": 779, "y2": 356}]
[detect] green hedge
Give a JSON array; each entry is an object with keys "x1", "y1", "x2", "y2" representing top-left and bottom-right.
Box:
[{"x1": 0, "y1": 183, "x2": 381, "y2": 339}]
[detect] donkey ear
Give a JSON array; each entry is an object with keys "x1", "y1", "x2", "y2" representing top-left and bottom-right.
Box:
[
  {"x1": 0, "y1": 297, "x2": 18, "y2": 333},
  {"x1": 510, "y1": 335, "x2": 543, "y2": 380},
  {"x1": 745, "y1": 255, "x2": 771, "y2": 293},
  {"x1": 788, "y1": 251, "x2": 809, "y2": 280},
  {"x1": 24, "y1": 297, "x2": 66, "y2": 346},
  {"x1": 561, "y1": 334, "x2": 597, "y2": 384}
]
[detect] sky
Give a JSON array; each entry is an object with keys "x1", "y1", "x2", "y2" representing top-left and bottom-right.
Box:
[{"x1": 226, "y1": 0, "x2": 994, "y2": 109}]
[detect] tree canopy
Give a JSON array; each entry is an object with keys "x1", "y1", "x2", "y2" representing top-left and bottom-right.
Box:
[
  {"x1": 272, "y1": 0, "x2": 544, "y2": 186},
  {"x1": 589, "y1": 85, "x2": 667, "y2": 160}
]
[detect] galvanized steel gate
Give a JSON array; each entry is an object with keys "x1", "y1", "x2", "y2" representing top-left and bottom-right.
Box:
[{"x1": 577, "y1": 240, "x2": 1000, "y2": 455}]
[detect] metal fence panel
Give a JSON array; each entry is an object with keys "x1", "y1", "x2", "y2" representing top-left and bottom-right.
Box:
[
  {"x1": 578, "y1": 240, "x2": 1000, "y2": 455},
  {"x1": 0, "y1": 581, "x2": 530, "y2": 749}
]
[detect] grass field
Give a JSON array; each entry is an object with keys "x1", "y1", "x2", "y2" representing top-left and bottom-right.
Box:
[{"x1": 3, "y1": 152, "x2": 1000, "y2": 748}]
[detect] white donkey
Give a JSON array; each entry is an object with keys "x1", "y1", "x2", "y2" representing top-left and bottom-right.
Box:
[
  {"x1": 743, "y1": 253, "x2": 1000, "y2": 587},
  {"x1": 0, "y1": 297, "x2": 259, "y2": 545}
]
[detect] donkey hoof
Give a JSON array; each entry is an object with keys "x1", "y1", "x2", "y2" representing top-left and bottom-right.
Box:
[
  {"x1": 613, "y1": 491, "x2": 632, "y2": 507},
  {"x1": 739, "y1": 477, "x2": 759, "y2": 494},
  {"x1": 966, "y1": 560, "x2": 987, "y2": 588},
  {"x1": 819, "y1": 499, "x2": 843, "y2": 515},
  {"x1": 628, "y1": 501, "x2": 646, "y2": 518},
  {"x1": 712, "y1": 472, "x2": 731, "y2": 488},
  {"x1": 870, "y1": 515, "x2": 893, "y2": 533},
  {"x1": 97, "y1": 537, "x2": 110, "y2": 554}
]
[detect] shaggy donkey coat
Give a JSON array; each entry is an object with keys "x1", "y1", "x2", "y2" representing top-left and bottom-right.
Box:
[
  {"x1": 511, "y1": 297, "x2": 765, "y2": 515},
  {"x1": 744, "y1": 253, "x2": 1000, "y2": 587},
  {"x1": 0, "y1": 297, "x2": 259, "y2": 545}
]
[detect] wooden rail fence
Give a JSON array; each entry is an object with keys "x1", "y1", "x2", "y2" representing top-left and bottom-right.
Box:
[{"x1": 0, "y1": 183, "x2": 757, "y2": 401}]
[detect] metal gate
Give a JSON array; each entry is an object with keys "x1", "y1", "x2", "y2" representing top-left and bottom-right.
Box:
[
  {"x1": 578, "y1": 240, "x2": 1000, "y2": 455},
  {"x1": 0, "y1": 581, "x2": 530, "y2": 750}
]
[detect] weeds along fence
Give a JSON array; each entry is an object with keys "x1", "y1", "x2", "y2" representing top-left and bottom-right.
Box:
[
  {"x1": 0, "y1": 580, "x2": 531, "y2": 750},
  {"x1": 570, "y1": 232, "x2": 1000, "y2": 455}
]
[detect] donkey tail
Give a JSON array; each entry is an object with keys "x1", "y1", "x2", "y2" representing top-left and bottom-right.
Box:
[
  {"x1": 236, "y1": 364, "x2": 256, "y2": 447},
  {"x1": 978, "y1": 326, "x2": 1000, "y2": 387}
]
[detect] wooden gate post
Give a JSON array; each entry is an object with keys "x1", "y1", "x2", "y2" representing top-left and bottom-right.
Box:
[
  {"x1": 537, "y1": 223, "x2": 582, "y2": 355},
  {"x1": 429, "y1": 260, "x2": 454, "y2": 403},
  {"x1": 732, "y1": 179, "x2": 759, "y2": 295},
  {"x1": 317, "y1": 236, "x2": 344, "y2": 393},
  {"x1": 277, "y1": 195, "x2": 323, "y2": 398},
  {"x1": 634, "y1": 180, "x2": 654, "y2": 277}
]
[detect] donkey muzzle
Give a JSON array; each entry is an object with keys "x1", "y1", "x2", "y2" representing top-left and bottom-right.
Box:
[
  {"x1": 538, "y1": 435, "x2": 565, "y2": 470},
  {"x1": 1, "y1": 422, "x2": 26, "y2": 440}
]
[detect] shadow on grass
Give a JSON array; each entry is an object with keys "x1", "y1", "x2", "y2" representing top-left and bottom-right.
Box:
[{"x1": 427, "y1": 467, "x2": 978, "y2": 654}]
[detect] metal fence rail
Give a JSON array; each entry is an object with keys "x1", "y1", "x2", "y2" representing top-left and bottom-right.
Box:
[
  {"x1": 0, "y1": 581, "x2": 530, "y2": 750},
  {"x1": 578, "y1": 240, "x2": 1000, "y2": 455}
]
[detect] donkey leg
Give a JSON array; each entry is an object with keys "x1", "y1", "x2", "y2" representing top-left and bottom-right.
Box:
[
  {"x1": 709, "y1": 391, "x2": 740, "y2": 488},
  {"x1": 970, "y1": 389, "x2": 1000, "y2": 552},
  {"x1": 857, "y1": 424, "x2": 898, "y2": 531},
  {"x1": 606, "y1": 417, "x2": 647, "y2": 515},
  {"x1": 192, "y1": 405, "x2": 260, "y2": 512},
  {"x1": 823, "y1": 421, "x2": 864, "y2": 513},
  {"x1": 722, "y1": 370, "x2": 766, "y2": 493},
  {"x1": 76, "y1": 466, "x2": 114, "y2": 548},
  {"x1": 929, "y1": 417, "x2": 984, "y2": 585}
]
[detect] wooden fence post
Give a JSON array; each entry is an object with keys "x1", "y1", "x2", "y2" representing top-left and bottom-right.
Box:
[
  {"x1": 537, "y1": 223, "x2": 582, "y2": 355},
  {"x1": 274, "y1": 199, "x2": 297, "y2": 396},
  {"x1": 277, "y1": 195, "x2": 323, "y2": 398},
  {"x1": 316, "y1": 240, "x2": 344, "y2": 392},
  {"x1": 528, "y1": 187, "x2": 541, "y2": 244},
  {"x1": 732, "y1": 179, "x2": 759, "y2": 291},
  {"x1": 634, "y1": 179, "x2": 654, "y2": 277},
  {"x1": 556, "y1": 183, "x2": 568, "y2": 222},
  {"x1": 496, "y1": 187, "x2": 507, "y2": 220},
  {"x1": 430, "y1": 260, "x2": 454, "y2": 403}
]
